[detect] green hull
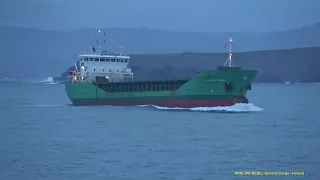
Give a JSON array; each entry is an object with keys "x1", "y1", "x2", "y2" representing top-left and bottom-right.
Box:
[{"x1": 65, "y1": 67, "x2": 257, "y2": 108}]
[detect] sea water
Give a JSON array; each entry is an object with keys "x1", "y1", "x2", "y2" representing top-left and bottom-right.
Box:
[{"x1": 0, "y1": 78, "x2": 319, "y2": 180}]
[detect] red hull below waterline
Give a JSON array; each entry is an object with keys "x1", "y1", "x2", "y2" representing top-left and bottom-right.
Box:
[{"x1": 72, "y1": 99, "x2": 249, "y2": 108}]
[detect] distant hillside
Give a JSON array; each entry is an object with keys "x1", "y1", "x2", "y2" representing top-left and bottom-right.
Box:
[
  {"x1": 0, "y1": 24, "x2": 320, "y2": 80},
  {"x1": 54, "y1": 47, "x2": 320, "y2": 83}
]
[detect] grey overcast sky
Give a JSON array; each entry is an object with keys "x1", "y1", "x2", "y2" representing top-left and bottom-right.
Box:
[{"x1": 0, "y1": 0, "x2": 319, "y2": 32}]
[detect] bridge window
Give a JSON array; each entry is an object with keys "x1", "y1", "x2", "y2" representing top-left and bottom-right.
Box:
[
  {"x1": 90, "y1": 58, "x2": 94, "y2": 61},
  {"x1": 111, "y1": 59, "x2": 116, "y2": 62},
  {"x1": 106, "y1": 59, "x2": 110, "y2": 62},
  {"x1": 94, "y1": 69, "x2": 96, "y2": 71},
  {"x1": 95, "y1": 58, "x2": 99, "y2": 61},
  {"x1": 116, "y1": 59, "x2": 120, "y2": 62},
  {"x1": 100, "y1": 58, "x2": 106, "y2": 62},
  {"x1": 84, "y1": 58, "x2": 88, "y2": 61},
  {"x1": 121, "y1": 59, "x2": 124, "y2": 62},
  {"x1": 124, "y1": 59, "x2": 128, "y2": 63},
  {"x1": 103, "y1": 69, "x2": 104, "y2": 72}
]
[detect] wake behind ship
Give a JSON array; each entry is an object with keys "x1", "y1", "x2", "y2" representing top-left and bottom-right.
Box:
[{"x1": 65, "y1": 31, "x2": 257, "y2": 108}]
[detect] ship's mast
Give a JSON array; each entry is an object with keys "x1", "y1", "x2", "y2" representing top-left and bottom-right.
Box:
[
  {"x1": 223, "y1": 34, "x2": 235, "y2": 67},
  {"x1": 98, "y1": 29, "x2": 101, "y2": 53},
  {"x1": 98, "y1": 29, "x2": 107, "y2": 52}
]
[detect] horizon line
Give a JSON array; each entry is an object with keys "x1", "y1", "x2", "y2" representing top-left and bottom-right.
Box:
[{"x1": 0, "y1": 22, "x2": 319, "y2": 34}]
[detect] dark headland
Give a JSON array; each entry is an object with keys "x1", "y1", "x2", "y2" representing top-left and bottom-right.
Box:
[
  {"x1": 0, "y1": 24, "x2": 319, "y2": 83},
  {"x1": 54, "y1": 47, "x2": 320, "y2": 83}
]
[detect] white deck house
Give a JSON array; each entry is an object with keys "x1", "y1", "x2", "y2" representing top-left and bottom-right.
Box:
[{"x1": 68, "y1": 30, "x2": 134, "y2": 83}]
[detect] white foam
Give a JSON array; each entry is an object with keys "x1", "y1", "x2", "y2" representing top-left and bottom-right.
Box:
[
  {"x1": 150, "y1": 103, "x2": 264, "y2": 112},
  {"x1": 29, "y1": 77, "x2": 59, "y2": 84},
  {"x1": 0, "y1": 77, "x2": 17, "y2": 81},
  {"x1": 44, "y1": 82, "x2": 59, "y2": 85},
  {"x1": 41, "y1": 77, "x2": 54, "y2": 83},
  {"x1": 136, "y1": 105, "x2": 149, "y2": 107}
]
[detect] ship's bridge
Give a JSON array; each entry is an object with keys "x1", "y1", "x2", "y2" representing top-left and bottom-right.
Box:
[
  {"x1": 67, "y1": 29, "x2": 134, "y2": 83},
  {"x1": 77, "y1": 50, "x2": 133, "y2": 82}
]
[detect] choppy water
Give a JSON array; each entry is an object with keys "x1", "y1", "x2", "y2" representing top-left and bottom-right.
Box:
[{"x1": 0, "y1": 79, "x2": 319, "y2": 180}]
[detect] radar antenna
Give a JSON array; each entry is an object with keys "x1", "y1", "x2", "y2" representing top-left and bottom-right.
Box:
[
  {"x1": 223, "y1": 34, "x2": 236, "y2": 67},
  {"x1": 119, "y1": 46, "x2": 125, "y2": 55},
  {"x1": 85, "y1": 29, "x2": 107, "y2": 55}
]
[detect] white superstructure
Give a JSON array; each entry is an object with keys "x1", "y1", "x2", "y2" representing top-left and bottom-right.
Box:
[{"x1": 69, "y1": 30, "x2": 133, "y2": 83}]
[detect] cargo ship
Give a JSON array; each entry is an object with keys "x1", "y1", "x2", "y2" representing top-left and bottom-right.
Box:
[{"x1": 65, "y1": 30, "x2": 257, "y2": 108}]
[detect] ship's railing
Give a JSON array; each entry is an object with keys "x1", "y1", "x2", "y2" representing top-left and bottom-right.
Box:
[
  {"x1": 100, "y1": 51, "x2": 130, "y2": 56},
  {"x1": 66, "y1": 75, "x2": 132, "y2": 83},
  {"x1": 66, "y1": 74, "x2": 193, "y2": 84},
  {"x1": 132, "y1": 77, "x2": 193, "y2": 81},
  {"x1": 67, "y1": 75, "x2": 95, "y2": 83},
  {"x1": 82, "y1": 51, "x2": 130, "y2": 57}
]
